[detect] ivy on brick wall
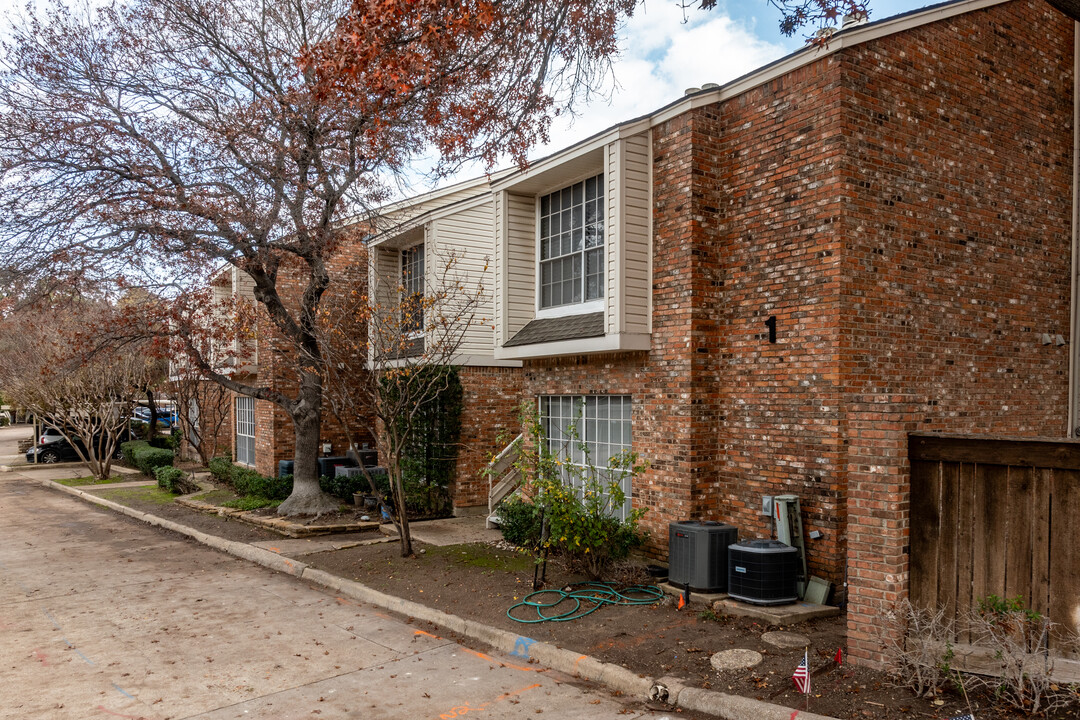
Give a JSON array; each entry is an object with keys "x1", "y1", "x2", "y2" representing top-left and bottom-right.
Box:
[{"x1": 394, "y1": 366, "x2": 463, "y2": 518}]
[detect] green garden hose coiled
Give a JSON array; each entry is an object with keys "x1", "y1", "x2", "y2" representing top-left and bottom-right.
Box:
[{"x1": 507, "y1": 582, "x2": 665, "y2": 623}]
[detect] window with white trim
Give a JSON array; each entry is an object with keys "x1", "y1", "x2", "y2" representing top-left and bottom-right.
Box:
[
  {"x1": 401, "y1": 243, "x2": 424, "y2": 334},
  {"x1": 235, "y1": 396, "x2": 255, "y2": 467},
  {"x1": 540, "y1": 394, "x2": 632, "y2": 519},
  {"x1": 539, "y1": 174, "x2": 604, "y2": 310}
]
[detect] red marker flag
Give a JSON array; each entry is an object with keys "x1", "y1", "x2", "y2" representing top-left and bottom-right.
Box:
[
  {"x1": 793, "y1": 650, "x2": 810, "y2": 695},
  {"x1": 834, "y1": 647, "x2": 843, "y2": 666},
  {"x1": 677, "y1": 587, "x2": 688, "y2": 610}
]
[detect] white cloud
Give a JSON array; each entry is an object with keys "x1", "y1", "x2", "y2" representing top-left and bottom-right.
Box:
[{"x1": 538, "y1": 4, "x2": 789, "y2": 155}]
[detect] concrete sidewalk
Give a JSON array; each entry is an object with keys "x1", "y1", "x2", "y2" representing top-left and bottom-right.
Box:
[{"x1": 21, "y1": 465, "x2": 839, "y2": 720}]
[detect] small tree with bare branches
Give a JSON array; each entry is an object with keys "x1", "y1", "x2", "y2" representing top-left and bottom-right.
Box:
[
  {"x1": 318, "y1": 247, "x2": 484, "y2": 556},
  {"x1": 0, "y1": 305, "x2": 158, "y2": 479}
]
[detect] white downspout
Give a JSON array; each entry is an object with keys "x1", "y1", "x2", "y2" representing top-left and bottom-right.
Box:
[{"x1": 1069, "y1": 22, "x2": 1080, "y2": 437}]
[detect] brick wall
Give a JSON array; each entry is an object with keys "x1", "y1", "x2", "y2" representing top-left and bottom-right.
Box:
[
  {"x1": 510, "y1": 0, "x2": 1074, "y2": 669},
  {"x1": 710, "y1": 56, "x2": 849, "y2": 585},
  {"x1": 454, "y1": 366, "x2": 524, "y2": 512},
  {"x1": 835, "y1": 0, "x2": 1073, "y2": 665}
]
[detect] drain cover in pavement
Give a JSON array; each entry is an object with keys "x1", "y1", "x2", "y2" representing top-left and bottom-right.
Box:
[
  {"x1": 710, "y1": 649, "x2": 763, "y2": 671},
  {"x1": 762, "y1": 630, "x2": 811, "y2": 649}
]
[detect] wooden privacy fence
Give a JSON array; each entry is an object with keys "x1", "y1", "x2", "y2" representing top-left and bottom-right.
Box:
[{"x1": 908, "y1": 433, "x2": 1080, "y2": 659}]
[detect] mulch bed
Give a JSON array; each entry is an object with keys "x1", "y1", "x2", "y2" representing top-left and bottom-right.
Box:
[{"x1": 301, "y1": 539, "x2": 1075, "y2": 720}]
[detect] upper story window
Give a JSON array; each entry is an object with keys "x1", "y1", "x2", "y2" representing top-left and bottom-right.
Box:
[
  {"x1": 539, "y1": 173, "x2": 604, "y2": 310},
  {"x1": 401, "y1": 243, "x2": 424, "y2": 334}
]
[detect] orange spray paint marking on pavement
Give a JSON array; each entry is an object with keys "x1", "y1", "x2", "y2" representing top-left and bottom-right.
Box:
[
  {"x1": 32, "y1": 649, "x2": 49, "y2": 666},
  {"x1": 460, "y1": 647, "x2": 536, "y2": 672},
  {"x1": 434, "y1": 683, "x2": 542, "y2": 719},
  {"x1": 414, "y1": 629, "x2": 441, "y2": 639}
]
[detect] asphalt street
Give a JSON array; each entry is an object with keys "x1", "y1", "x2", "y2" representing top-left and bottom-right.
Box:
[{"x1": 0, "y1": 430, "x2": 675, "y2": 720}]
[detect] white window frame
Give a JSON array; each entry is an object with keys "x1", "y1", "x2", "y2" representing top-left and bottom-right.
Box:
[
  {"x1": 534, "y1": 172, "x2": 605, "y2": 319},
  {"x1": 401, "y1": 242, "x2": 425, "y2": 337},
  {"x1": 539, "y1": 394, "x2": 632, "y2": 520},
  {"x1": 235, "y1": 396, "x2": 255, "y2": 467}
]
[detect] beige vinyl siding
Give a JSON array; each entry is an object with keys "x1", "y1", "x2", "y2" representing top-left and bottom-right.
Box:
[
  {"x1": 431, "y1": 201, "x2": 495, "y2": 357},
  {"x1": 504, "y1": 192, "x2": 536, "y2": 338},
  {"x1": 606, "y1": 143, "x2": 620, "y2": 334},
  {"x1": 621, "y1": 132, "x2": 652, "y2": 335},
  {"x1": 379, "y1": 186, "x2": 486, "y2": 232},
  {"x1": 373, "y1": 245, "x2": 400, "y2": 349}
]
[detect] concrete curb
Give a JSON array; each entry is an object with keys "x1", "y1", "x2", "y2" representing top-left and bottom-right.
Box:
[{"x1": 40, "y1": 477, "x2": 839, "y2": 720}]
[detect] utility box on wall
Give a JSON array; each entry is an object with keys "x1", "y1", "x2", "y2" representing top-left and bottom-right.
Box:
[{"x1": 668, "y1": 521, "x2": 738, "y2": 593}]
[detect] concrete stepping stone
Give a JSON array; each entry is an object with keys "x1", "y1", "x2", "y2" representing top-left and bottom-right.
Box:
[
  {"x1": 710, "y1": 648, "x2": 763, "y2": 671},
  {"x1": 761, "y1": 630, "x2": 811, "y2": 649}
]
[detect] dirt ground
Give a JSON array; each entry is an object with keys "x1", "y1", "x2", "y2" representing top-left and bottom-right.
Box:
[
  {"x1": 85, "y1": 485, "x2": 1078, "y2": 720},
  {"x1": 300, "y1": 539, "x2": 1080, "y2": 720}
]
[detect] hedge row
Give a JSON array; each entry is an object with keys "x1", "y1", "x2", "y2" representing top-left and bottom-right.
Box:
[
  {"x1": 121, "y1": 440, "x2": 174, "y2": 476},
  {"x1": 207, "y1": 455, "x2": 389, "y2": 503},
  {"x1": 208, "y1": 455, "x2": 291, "y2": 501}
]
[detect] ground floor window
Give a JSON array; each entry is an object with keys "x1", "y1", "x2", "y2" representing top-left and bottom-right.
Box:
[
  {"x1": 235, "y1": 396, "x2": 255, "y2": 466},
  {"x1": 539, "y1": 395, "x2": 632, "y2": 519}
]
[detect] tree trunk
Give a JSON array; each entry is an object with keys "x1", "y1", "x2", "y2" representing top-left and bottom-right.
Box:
[
  {"x1": 146, "y1": 389, "x2": 158, "y2": 439},
  {"x1": 277, "y1": 371, "x2": 339, "y2": 516},
  {"x1": 389, "y1": 451, "x2": 413, "y2": 557}
]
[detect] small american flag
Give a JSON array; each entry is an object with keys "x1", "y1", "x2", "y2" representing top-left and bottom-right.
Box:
[{"x1": 792, "y1": 650, "x2": 810, "y2": 694}]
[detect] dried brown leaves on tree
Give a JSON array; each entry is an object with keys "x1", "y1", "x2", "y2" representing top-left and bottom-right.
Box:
[{"x1": 0, "y1": 0, "x2": 641, "y2": 516}]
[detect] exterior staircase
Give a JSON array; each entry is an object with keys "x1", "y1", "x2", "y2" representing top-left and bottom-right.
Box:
[{"x1": 485, "y1": 434, "x2": 522, "y2": 528}]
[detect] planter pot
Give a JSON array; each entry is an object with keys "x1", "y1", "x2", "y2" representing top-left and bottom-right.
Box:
[{"x1": 353, "y1": 493, "x2": 379, "y2": 509}]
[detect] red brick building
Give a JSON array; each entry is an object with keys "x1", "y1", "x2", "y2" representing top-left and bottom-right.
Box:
[
  {"x1": 187, "y1": 0, "x2": 1077, "y2": 666},
  {"x1": 480, "y1": 0, "x2": 1076, "y2": 665}
]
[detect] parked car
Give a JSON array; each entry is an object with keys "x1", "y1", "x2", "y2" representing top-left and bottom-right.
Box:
[
  {"x1": 132, "y1": 407, "x2": 178, "y2": 428},
  {"x1": 26, "y1": 427, "x2": 134, "y2": 464}
]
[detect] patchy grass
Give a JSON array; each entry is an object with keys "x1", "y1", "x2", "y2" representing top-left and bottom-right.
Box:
[
  {"x1": 194, "y1": 489, "x2": 241, "y2": 505},
  {"x1": 56, "y1": 475, "x2": 128, "y2": 487},
  {"x1": 221, "y1": 495, "x2": 280, "y2": 511},
  {"x1": 96, "y1": 486, "x2": 177, "y2": 505},
  {"x1": 428, "y1": 543, "x2": 534, "y2": 573}
]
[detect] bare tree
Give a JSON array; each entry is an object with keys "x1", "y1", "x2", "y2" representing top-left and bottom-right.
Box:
[
  {"x1": 171, "y1": 364, "x2": 232, "y2": 464},
  {"x1": 0, "y1": 305, "x2": 157, "y2": 480},
  {"x1": 0, "y1": 0, "x2": 636, "y2": 515},
  {"x1": 320, "y1": 247, "x2": 484, "y2": 556}
]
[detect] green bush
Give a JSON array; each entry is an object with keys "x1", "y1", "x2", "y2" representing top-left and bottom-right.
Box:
[
  {"x1": 230, "y1": 467, "x2": 291, "y2": 501},
  {"x1": 148, "y1": 436, "x2": 172, "y2": 449},
  {"x1": 122, "y1": 441, "x2": 174, "y2": 476},
  {"x1": 498, "y1": 496, "x2": 543, "y2": 547},
  {"x1": 154, "y1": 466, "x2": 186, "y2": 493},
  {"x1": 135, "y1": 446, "x2": 174, "y2": 476},
  {"x1": 208, "y1": 454, "x2": 233, "y2": 482},
  {"x1": 207, "y1": 455, "x2": 291, "y2": 501},
  {"x1": 121, "y1": 439, "x2": 148, "y2": 465},
  {"x1": 320, "y1": 468, "x2": 390, "y2": 501}
]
